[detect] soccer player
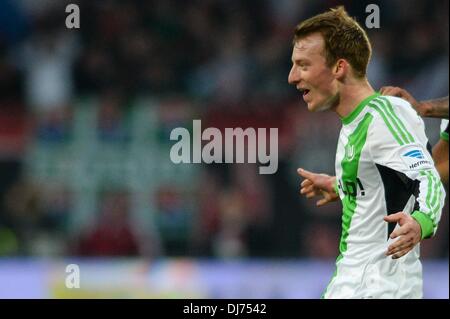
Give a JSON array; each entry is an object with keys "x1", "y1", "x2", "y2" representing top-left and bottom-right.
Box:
[
  {"x1": 289, "y1": 7, "x2": 446, "y2": 298},
  {"x1": 379, "y1": 87, "x2": 449, "y2": 184}
]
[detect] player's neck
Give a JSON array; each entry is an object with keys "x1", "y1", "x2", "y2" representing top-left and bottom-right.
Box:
[{"x1": 334, "y1": 79, "x2": 375, "y2": 119}]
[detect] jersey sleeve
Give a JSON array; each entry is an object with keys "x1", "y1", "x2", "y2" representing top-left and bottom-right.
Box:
[
  {"x1": 368, "y1": 99, "x2": 445, "y2": 239},
  {"x1": 440, "y1": 119, "x2": 449, "y2": 142}
]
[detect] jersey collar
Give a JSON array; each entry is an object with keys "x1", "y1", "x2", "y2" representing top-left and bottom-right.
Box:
[{"x1": 341, "y1": 92, "x2": 380, "y2": 125}]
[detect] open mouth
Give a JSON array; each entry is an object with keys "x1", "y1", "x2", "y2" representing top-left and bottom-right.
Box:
[{"x1": 300, "y1": 89, "x2": 310, "y2": 99}]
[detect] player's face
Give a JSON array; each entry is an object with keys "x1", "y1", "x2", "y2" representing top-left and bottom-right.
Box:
[{"x1": 288, "y1": 33, "x2": 338, "y2": 112}]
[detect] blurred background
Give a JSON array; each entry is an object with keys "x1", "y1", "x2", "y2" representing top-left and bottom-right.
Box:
[{"x1": 0, "y1": 0, "x2": 448, "y2": 298}]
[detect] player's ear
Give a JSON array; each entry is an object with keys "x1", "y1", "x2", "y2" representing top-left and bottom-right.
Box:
[{"x1": 333, "y1": 59, "x2": 348, "y2": 80}]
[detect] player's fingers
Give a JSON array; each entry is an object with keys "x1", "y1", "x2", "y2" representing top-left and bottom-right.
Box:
[
  {"x1": 299, "y1": 186, "x2": 306, "y2": 194},
  {"x1": 297, "y1": 168, "x2": 315, "y2": 181},
  {"x1": 324, "y1": 191, "x2": 337, "y2": 200},
  {"x1": 391, "y1": 242, "x2": 414, "y2": 256},
  {"x1": 389, "y1": 223, "x2": 411, "y2": 239},
  {"x1": 392, "y1": 245, "x2": 414, "y2": 259},
  {"x1": 388, "y1": 229, "x2": 402, "y2": 240},
  {"x1": 387, "y1": 232, "x2": 415, "y2": 252},
  {"x1": 305, "y1": 191, "x2": 316, "y2": 199},
  {"x1": 387, "y1": 238, "x2": 413, "y2": 255},
  {"x1": 316, "y1": 198, "x2": 330, "y2": 207},
  {"x1": 383, "y1": 212, "x2": 404, "y2": 224},
  {"x1": 386, "y1": 237, "x2": 405, "y2": 254},
  {"x1": 380, "y1": 87, "x2": 402, "y2": 97},
  {"x1": 301, "y1": 185, "x2": 315, "y2": 194},
  {"x1": 379, "y1": 86, "x2": 392, "y2": 94},
  {"x1": 379, "y1": 86, "x2": 396, "y2": 94},
  {"x1": 301, "y1": 179, "x2": 313, "y2": 187}
]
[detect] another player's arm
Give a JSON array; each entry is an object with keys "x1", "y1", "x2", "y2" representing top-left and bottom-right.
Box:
[
  {"x1": 433, "y1": 124, "x2": 449, "y2": 184},
  {"x1": 419, "y1": 96, "x2": 449, "y2": 119},
  {"x1": 297, "y1": 168, "x2": 339, "y2": 206},
  {"x1": 380, "y1": 86, "x2": 449, "y2": 119},
  {"x1": 368, "y1": 107, "x2": 445, "y2": 259}
]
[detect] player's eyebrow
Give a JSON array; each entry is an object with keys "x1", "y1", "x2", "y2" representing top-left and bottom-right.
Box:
[{"x1": 292, "y1": 58, "x2": 310, "y2": 64}]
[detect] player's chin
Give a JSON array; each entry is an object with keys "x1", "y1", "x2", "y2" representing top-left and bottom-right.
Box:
[
  {"x1": 310, "y1": 99, "x2": 333, "y2": 112},
  {"x1": 307, "y1": 104, "x2": 316, "y2": 112},
  {"x1": 306, "y1": 101, "x2": 320, "y2": 112}
]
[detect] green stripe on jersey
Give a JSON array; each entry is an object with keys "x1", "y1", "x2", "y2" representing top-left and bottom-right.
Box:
[
  {"x1": 418, "y1": 170, "x2": 444, "y2": 228},
  {"x1": 369, "y1": 103, "x2": 404, "y2": 145},
  {"x1": 379, "y1": 97, "x2": 415, "y2": 143},
  {"x1": 322, "y1": 112, "x2": 373, "y2": 298},
  {"x1": 373, "y1": 99, "x2": 410, "y2": 144},
  {"x1": 428, "y1": 171, "x2": 442, "y2": 224},
  {"x1": 429, "y1": 171, "x2": 439, "y2": 209},
  {"x1": 338, "y1": 112, "x2": 373, "y2": 255},
  {"x1": 420, "y1": 170, "x2": 433, "y2": 216}
]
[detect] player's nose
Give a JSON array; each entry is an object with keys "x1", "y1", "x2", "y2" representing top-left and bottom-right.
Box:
[{"x1": 288, "y1": 66, "x2": 300, "y2": 85}]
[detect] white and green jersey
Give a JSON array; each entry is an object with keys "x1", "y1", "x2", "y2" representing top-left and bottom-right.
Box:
[{"x1": 323, "y1": 93, "x2": 445, "y2": 299}]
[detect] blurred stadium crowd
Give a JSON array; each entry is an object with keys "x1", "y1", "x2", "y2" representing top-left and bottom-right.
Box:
[{"x1": 0, "y1": 0, "x2": 448, "y2": 259}]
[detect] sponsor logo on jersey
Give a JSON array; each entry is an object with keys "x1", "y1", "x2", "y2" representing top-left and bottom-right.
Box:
[
  {"x1": 403, "y1": 149, "x2": 424, "y2": 159},
  {"x1": 337, "y1": 178, "x2": 365, "y2": 197},
  {"x1": 407, "y1": 160, "x2": 431, "y2": 169},
  {"x1": 399, "y1": 145, "x2": 433, "y2": 170}
]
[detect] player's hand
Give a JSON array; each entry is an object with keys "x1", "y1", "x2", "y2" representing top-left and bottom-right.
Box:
[
  {"x1": 297, "y1": 168, "x2": 339, "y2": 207},
  {"x1": 379, "y1": 86, "x2": 427, "y2": 117},
  {"x1": 384, "y1": 212, "x2": 422, "y2": 259}
]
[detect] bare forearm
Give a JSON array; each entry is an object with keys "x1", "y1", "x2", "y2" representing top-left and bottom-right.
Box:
[
  {"x1": 420, "y1": 96, "x2": 449, "y2": 118},
  {"x1": 432, "y1": 139, "x2": 449, "y2": 184},
  {"x1": 435, "y1": 161, "x2": 449, "y2": 185}
]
